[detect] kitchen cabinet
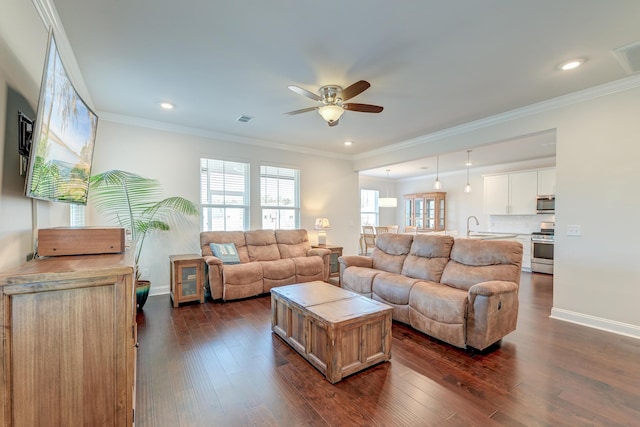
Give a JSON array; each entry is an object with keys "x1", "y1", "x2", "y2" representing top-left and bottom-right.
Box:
[
  {"x1": 404, "y1": 192, "x2": 446, "y2": 232},
  {"x1": 0, "y1": 250, "x2": 137, "y2": 426},
  {"x1": 484, "y1": 171, "x2": 537, "y2": 215},
  {"x1": 537, "y1": 168, "x2": 556, "y2": 195}
]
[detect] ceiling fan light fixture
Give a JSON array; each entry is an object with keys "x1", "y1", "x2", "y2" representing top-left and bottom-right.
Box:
[{"x1": 318, "y1": 105, "x2": 344, "y2": 123}]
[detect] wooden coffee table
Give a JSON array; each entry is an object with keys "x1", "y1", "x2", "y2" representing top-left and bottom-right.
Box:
[{"x1": 271, "y1": 281, "x2": 393, "y2": 383}]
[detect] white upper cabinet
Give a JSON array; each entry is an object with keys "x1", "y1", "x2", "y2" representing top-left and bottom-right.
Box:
[
  {"x1": 537, "y1": 168, "x2": 556, "y2": 196},
  {"x1": 484, "y1": 175, "x2": 510, "y2": 215},
  {"x1": 484, "y1": 171, "x2": 537, "y2": 215}
]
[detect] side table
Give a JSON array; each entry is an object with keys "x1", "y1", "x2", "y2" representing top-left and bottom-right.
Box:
[
  {"x1": 312, "y1": 244, "x2": 343, "y2": 285},
  {"x1": 170, "y1": 254, "x2": 205, "y2": 307}
]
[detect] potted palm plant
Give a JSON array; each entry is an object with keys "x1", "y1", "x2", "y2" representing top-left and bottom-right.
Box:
[{"x1": 89, "y1": 170, "x2": 198, "y2": 309}]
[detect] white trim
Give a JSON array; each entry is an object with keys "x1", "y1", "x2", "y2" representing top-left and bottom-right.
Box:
[
  {"x1": 354, "y1": 74, "x2": 640, "y2": 161},
  {"x1": 149, "y1": 285, "x2": 169, "y2": 297},
  {"x1": 550, "y1": 307, "x2": 640, "y2": 340},
  {"x1": 34, "y1": 0, "x2": 94, "y2": 106}
]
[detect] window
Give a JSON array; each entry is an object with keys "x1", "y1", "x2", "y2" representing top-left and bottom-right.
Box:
[
  {"x1": 361, "y1": 189, "x2": 379, "y2": 227},
  {"x1": 70, "y1": 204, "x2": 85, "y2": 227},
  {"x1": 200, "y1": 159, "x2": 249, "y2": 231},
  {"x1": 260, "y1": 165, "x2": 299, "y2": 229}
]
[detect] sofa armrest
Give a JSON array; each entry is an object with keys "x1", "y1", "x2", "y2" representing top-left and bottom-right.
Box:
[
  {"x1": 338, "y1": 255, "x2": 373, "y2": 289},
  {"x1": 202, "y1": 255, "x2": 223, "y2": 300},
  {"x1": 203, "y1": 255, "x2": 222, "y2": 266},
  {"x1": 468, "y1": 280, "x2": 518, "y2": 298},
  {"x1": 466, "y1": 280, "x2": 519, "y2": 350},
  {"x1": 307, "y1": 248, "x2": 331, "y2": 280},
  {"x1": 338, "y1": 255, "x2": 373, "y2": 269},
  {"x1": 308, "y1": 247, "x2": 331, "y2": 258}
]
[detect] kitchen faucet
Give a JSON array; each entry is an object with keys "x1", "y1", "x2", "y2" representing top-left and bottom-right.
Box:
[{"x1": 466, "y1": 216, "x2": 479, "y2": 237}]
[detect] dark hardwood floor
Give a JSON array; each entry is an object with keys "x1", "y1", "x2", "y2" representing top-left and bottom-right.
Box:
[{"x1": 135, "y1": 273, "x2": 640, "y2": 426}]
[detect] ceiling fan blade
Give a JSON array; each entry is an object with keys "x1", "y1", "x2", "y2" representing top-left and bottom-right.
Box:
[
  {"x1": 283, "y1": 106, "x2": 319, "y2": 115},
  {"x1": 340, "y1": 80, "x2": 370, "y2": 101},
  {"x1": 328, "y1": 119, "x2": 340, "y2": 127},
  {"x1": 343, "y1": 103, "x2": 384, "y2": 113},
  {"x1": 288, "y1": 85, "x2": 321, "y2": 101}
]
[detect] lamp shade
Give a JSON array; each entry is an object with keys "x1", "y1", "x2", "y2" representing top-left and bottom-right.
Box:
[
  {"x1": 314, "y1": 217, "x2": 331, "y2": 229},
  {"x1": 379, "y1": 197, "x2": 397, "y2": 208},
  {"x1": 318, "y1": 105, "x2": 344, "y2": 123}
]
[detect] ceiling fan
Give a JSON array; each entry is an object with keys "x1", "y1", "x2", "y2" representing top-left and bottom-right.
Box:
[{"x1": 284, "y1": 80, "x2": 383, "y2": 127}]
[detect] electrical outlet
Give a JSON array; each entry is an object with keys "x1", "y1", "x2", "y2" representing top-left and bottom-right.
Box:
[
  {"x1": 567, "y1": 225, "x2": 581, "y2": 236},
  {"x1": 142, "y1": 268, "x2": 150, "y2": 278}
]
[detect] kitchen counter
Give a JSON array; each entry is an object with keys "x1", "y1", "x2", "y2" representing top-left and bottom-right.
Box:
[{"x1": 466, "y1": 232, "x2": 519, "y2": 240}]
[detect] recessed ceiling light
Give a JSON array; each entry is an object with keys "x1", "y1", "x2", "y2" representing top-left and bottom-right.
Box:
[
  {"x1": 344, "y1": 141, "x2": 352, "y2": 146},
  {"x1": 559, "y1": 59, "x2": 585, "y2": 71},
  {"x1": 160, "y1": 102, "x2": 174, "y2": 110}
]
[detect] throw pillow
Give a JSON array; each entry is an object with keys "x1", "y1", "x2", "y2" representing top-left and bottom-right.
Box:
[{"x1": 209, "y1": 242, "x2": 241, "y2": 265}]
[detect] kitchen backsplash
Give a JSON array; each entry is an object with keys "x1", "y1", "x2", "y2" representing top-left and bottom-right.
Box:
[{"x1": 489, "y1": 214, "x2": 555, "y2": 234}]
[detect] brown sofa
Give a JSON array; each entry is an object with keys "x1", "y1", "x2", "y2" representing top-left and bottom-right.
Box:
[
  {"x1": 339, "y1": 233, "x2": 523, "y2": 350},
  {"x1": 200, "y1": 229, "x2": 331, "y2": 301}
]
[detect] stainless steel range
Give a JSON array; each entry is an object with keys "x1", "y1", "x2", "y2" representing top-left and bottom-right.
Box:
[{"x1": 531, "y1": 222, "x2": 554, "y2": 274}]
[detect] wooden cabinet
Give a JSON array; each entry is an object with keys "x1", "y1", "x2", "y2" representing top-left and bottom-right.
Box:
[
  {"x1": 404, "y1": 192, "x2": 446, "y2": 232},
  {"x1": 311, "y1": 245, "x2": 342, "y2": 277},
  {"x1": 0, "y1": 251, "x2": 136, "y2": 426},
  {"x1": 484, "y1": 171, "x2": 537, "y2": 215},
  {"x1": 170, "y1": 254, "x2": 205, "y2": 307},
  {"x1": 537, "y1": 168, "x2": 556, "y2": 195}
]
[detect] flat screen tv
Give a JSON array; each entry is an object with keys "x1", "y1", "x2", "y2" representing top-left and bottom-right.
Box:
[{"x1": 24, "y1": 30, "x2": 98, "y2": 205}]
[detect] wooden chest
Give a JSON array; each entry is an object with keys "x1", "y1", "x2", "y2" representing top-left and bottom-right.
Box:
[
  {"x1": 271, "y1": 281, "x2": 393, "y2": 383},
  {"x1": 38, "y1": 227, "x2": 126, "y2": 256}
]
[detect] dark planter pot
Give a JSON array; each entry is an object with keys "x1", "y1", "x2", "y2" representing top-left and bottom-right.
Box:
[{"x1": 136, "y1": 280, "x2": 151, "y2": 310}]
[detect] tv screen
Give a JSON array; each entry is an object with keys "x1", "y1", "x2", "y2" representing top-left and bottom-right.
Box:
[{"x1": 25, "y1": 30, "x2": 98, "y2": 205}]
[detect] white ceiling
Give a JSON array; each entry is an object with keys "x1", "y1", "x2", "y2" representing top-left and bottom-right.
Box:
[{"x1": 50, "y1": 0, "x2": 640, "y2": 178}]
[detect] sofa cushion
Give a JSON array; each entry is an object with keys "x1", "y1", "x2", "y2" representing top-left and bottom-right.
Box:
[
  {"x1": 292, "y1": 256, "x2": 324, "y2": 282},
  {"x1": 342, "y1": 266, "x2": 380, "y2": 295},
  {"x1": 275, "y1": 229, "x2": 311, "y2": 258},
  {"x1": 221, "y1": 262, "x2": 263, "y2": 300},
  {"x1": 209, "y1": 242, "x2": 241, "y2": 264},
  {"x1": 409, "y1": 280, "x2": 468, "y2": 324},
  {"x1": 200, "y1": 231, "x2": 249, "y2": 263},
  {"x1": 261, "y1": 259, "x2": 296, "y2": 292},
  {"x1": 371, "y1": 234, "x2": 414, "y2": 274},
  {"x1": 402, "y1": 234, "x2": 453, "y2": 281},
  {"x1": 441, "y1": 239, "x2": 523, "y2": 291},
  {"x1": 372, "y1": 272, "x2": 421, "y2": 306},
  {"x1": 245, "y1": 230, "x2": 281, "y2": 261}
]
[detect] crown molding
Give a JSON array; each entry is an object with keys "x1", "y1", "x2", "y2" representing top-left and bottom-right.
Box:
[
  {"x1": 33, "y1": 0, "x2": 94, "y2": 106},
  {"x1": 98, "y1": 112, "x2": 352, "y2": 160},
  {"x1": 354, "y1": 74, "x2": 640, "y2": 161}
]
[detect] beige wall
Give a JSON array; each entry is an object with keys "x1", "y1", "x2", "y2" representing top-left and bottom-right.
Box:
[
  {"x1": 90, "y1": 120, "x2": 360, "y2": 295},
  {"x1": 357, "y1": 81, "x2": 640, "y2": 335}
]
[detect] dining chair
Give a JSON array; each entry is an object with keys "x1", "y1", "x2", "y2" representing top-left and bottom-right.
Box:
[
  {"x1": 387, "y1": 225, "x2": 399, "y2": 234},
  {"x1": 362, "y1": 225, "x2": 377, "y2": 255},
  {"x1": 375, "y1": 226, "x2": 389, "y2": 235},
  {"x1": 404, "y1": 226, "x2": 418, "y2": 234}
]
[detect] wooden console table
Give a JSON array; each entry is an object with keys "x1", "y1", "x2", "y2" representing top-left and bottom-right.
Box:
[{"x1": 0, "y1": 250, "x2": 137, "y2": 425}]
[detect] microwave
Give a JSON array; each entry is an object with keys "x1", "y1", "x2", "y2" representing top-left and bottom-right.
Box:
[{"x1": 536, "y1": 195, "x2": 555, "y2": 214}]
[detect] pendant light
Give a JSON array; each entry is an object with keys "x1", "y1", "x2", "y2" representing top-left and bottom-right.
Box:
[
  {"x1": 379, "y1": 169, "x2": 397, "y2": 208},
  {"x1": 464, "y1": 150, "x2": 472, "y2": 193},
  {"x1": 433, "y1": 155, "x2": 442, "y2": 190}
]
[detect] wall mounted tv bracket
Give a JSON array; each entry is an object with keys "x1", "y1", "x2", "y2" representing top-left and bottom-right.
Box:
[{"x1": 18, "y1": 111, "x2": 33, "y2": 176}]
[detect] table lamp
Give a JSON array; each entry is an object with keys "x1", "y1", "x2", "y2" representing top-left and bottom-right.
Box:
[{"x1": 314, "y1": 217, "x2": 331, "y2": 245}]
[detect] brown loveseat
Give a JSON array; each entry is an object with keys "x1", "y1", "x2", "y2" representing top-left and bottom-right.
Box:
[
  {"x1": 200, "y1": 229, "x2": 331, "y2": 301},
  {"x1": 339, "y1": 233, "x2": 523, "y2": 350}
]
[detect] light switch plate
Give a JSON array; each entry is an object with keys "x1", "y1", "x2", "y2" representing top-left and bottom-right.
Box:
[{"x1": 567, "y1": 225, "x2": 581, "y2": 236}]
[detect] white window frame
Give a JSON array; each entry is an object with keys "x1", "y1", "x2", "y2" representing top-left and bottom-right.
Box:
[
  {"x1": 260, "y1": 165, "x2": 300, "y2": 230},
  {"x1": 200, "y1": 158, "x2": 250, "y2": 231},
  {"x1": 360, "y1": 189, "x2": 379, "y2": 228},
  {"x1": 70, "y1": 204, "x2": 85, "y2": 227}
]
